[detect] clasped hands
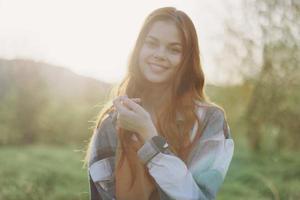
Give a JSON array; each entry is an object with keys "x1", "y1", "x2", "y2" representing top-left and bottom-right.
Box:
[{"x1": 113, "y1": 95, "x2": 158, "y2": 141}]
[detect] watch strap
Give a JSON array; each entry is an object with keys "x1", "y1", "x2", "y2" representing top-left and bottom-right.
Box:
[{"x1": 137, "y1": 135, "x2": 168, "y2": 165}]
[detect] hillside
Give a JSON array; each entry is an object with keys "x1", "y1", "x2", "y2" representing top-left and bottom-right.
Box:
[
  {"x1": 0, "y1": 58, "x2": 112, "y2": 102},
  {"x1": 0, "y1": 58, "x2": 112, "y2": 145}
]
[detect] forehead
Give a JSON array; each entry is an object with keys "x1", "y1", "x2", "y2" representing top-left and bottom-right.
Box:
[{"x1": 146, "y1": 20, "x2": 182, "y2": 44}]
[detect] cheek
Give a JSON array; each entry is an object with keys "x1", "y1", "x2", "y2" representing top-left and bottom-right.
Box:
[
  {"x1": 170, "y1": 54, "x2": 182, "y2": 68},
  {"x1": 138, "y1": 49, "x2": 145, "y2": 67},
  {"x1": 139, "y1": 47, "x2": 148, "y2": 66}
]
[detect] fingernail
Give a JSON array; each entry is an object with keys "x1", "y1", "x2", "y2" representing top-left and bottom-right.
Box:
[{"x1": 121, "y1": 95, "x2": 127, "y2": 100}]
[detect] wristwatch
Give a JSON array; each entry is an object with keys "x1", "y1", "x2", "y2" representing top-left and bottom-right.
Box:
[{"x1": 137, "y1": 135, "x2": 169, "y2": 165}]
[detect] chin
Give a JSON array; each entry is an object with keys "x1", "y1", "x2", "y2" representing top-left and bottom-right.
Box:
[
  {"x1": 140, "y1": 66, "x2": 172, "y2": 84},
  {"x1": 144, "y1": 74, "x2": 170, "y2": 85}
]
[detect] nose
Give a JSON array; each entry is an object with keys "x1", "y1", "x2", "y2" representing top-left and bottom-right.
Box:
[{"x1": 153, "y1": 46, "x2": 167, "y2": 60}]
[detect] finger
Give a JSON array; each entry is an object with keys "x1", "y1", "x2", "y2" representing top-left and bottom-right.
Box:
[
  {"x1": 122, "y1": 97, "x2": 144, "y2": 112},
  {"x1": 131, "y1": 98, "x2": 141, "y2": 102},
  {"x1": 113, "y1": 96, "x2": 128, "y2": 113},
  {"x1": 131, "y1": 98, "x2": 142, "y2": 105},
  {"x1": 116, "y1": 117, "x2": 129, "y2": 131},
  {"x1": 116, "y1": 119, "x2": 121, "y2": 129}
]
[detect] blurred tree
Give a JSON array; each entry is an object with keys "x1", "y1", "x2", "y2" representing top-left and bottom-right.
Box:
[
  {"x1": 221, "y1": 0, "x2": 300, "y2": 152},
  {"x1": 0, "y1": 62, "x2": 49, "y2": 145},
  {"x1": 14, "y1": 63, "x2": 49, "y2": 144},
  {"x1": 0, "y1": 59, "x2": 110, "y2": 145}
]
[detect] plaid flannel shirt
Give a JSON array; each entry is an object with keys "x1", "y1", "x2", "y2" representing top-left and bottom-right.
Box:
[{"x1": 88, "y1": 102, "x2": 234, "y2": 200}]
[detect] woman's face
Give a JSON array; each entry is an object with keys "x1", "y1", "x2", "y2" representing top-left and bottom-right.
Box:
[{"x1": 138, "y1": 20, "x2": 183, "y2": 84}]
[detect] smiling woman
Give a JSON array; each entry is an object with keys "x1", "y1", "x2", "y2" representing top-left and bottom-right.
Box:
[
  {"x1": 138, "y1": 20, "x2": 183, "y2": 84},
  {"x1": 85, "y1": 7, "x2": 234, "y2": 200}
]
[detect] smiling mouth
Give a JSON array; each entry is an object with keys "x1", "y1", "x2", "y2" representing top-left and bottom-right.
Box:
[
  {"x1": 148, "y1": 62, "x2": 169, "y2": 70},
  {"x1": 148, "y1": 63, "x2": 170, "y2": 74}
]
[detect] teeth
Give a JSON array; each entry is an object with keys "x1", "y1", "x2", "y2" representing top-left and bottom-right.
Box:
[
  {"x1": 153, "y1": 64, "x2": 162, "y2": 68},
  {"x1": 150, "y1": 63, "x2": 167, "y2": 69},
  {"x1": 149, "y1": 63, "x2": 166, "y2": 72}
]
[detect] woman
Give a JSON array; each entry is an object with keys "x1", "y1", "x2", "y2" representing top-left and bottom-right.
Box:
[{"x1": 86, "y1": 7, "x2": 234, "y2": 200}]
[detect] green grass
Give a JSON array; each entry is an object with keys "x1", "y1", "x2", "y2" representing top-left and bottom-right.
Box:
[
  {"x1": 218, "y1": 147, "x2": 300, "y2": 200},
  {"x1": 0, "y1": 145, "x2": 88, "y2": 200},
  {"x1": 0, "y1": 145, "x2": 299, "y2": 200}
]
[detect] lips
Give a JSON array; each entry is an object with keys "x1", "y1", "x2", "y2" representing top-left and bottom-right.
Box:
[
  {"x1": 148, "y1": 61, "x2": 169, "y2": 70},
  {"x1": 149, "y1": 62, "x2": 168, "y2": 69},
  {"x1": 148, "y1": 62, "x2": 170, "y2": 73}
]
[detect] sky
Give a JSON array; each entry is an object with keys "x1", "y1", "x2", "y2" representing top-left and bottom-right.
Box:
[{"x1": 0, "y1": 0, "x2": 238, "y2": 85}]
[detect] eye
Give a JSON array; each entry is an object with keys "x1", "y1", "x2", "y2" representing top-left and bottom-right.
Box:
[
  {"x1": 169, "y1": 47, "x2": 182, "y2": 54},
  {"x1": 145, "y1": 40, "x2": 158, "y2": 48}
]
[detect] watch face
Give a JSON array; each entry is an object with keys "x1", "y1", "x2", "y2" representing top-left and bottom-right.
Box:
[{"x1": 152, "y1": 136, "x2": 168, "y2": 152}]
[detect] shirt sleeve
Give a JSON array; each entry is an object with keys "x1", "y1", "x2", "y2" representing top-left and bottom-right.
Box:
[
  {"x1": 88, "y1": 115, "x2": 117, "y2": 200},
  {"x1": 88, "y1": 173, "x2": 103, "y2": 200},
  {"x1": 146, "y1": 108, "x2": 234, "y2": 200}
]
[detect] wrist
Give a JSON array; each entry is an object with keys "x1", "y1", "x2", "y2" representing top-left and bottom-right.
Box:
[
  {"x1": 143, "y1": 124, "x2": 158, "y2": 141},
  {"x1": 137, "y1": 135, "x2": 169, "y2": 165}
]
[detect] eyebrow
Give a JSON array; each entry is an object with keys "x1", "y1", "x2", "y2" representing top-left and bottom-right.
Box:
[{"x1": 146, "y1": 35, "x2": 182, "y2": 46}]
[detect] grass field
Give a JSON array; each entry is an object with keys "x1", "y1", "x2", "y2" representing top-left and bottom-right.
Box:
[
  {"x1": 0, "y1": 145, "x2": 88, "y2": 200},
  {"x1": 0, "y1": 145, "x2": 299, "y2": 200}
]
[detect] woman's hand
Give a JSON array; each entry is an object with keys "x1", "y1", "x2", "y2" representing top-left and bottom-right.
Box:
[{"x1": 113, "y1": 96, "x2": 158, "y2": 141}]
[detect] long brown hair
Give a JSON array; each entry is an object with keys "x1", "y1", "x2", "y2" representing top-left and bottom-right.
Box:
[{"x1": 86, "y1": 7, "x2": 207, "y2": 188}]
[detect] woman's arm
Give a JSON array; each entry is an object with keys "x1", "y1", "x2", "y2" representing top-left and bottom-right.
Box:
[
  {"x1": 140, "y1": 107, "x2": 234, "y2": 200},
  {"x1": 88, "y1": 115, "x2": 117, "y2": 200}
]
